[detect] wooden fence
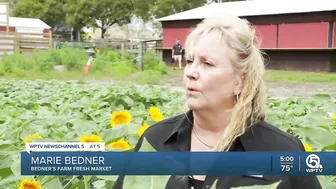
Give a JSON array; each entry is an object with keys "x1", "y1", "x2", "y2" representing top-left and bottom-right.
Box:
[
  {"x1": 53, "y1": 38, "x2": 163, "y2": 70},
  {"x1": 93, "y1": 39, "x2": 162, "y2": 53},
  {"x1": 0, "y1": 31, "x2": 53, "y2": 56}
]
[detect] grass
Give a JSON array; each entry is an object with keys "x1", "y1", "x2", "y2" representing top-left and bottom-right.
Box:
[
  {"x1": 1, "y1": 51, "x2": 336, "y2": 85},
  {"x1": 2, "y1": 69, "x2": 165, "y2": 85},
  {"x1": 166, "y1": 68, "x2": 336, "y2": 83},
  {"x1": 266, "y1": 70, "x2": 336, "y2": 83},
  {"x1": 4, "y1": 68, "x2": 336, "y2": 85},
  {"x1": 0, "y1": 48, "x2": 170, "y2": 85}
]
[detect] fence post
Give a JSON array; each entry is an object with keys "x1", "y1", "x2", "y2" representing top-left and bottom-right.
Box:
[
  {"x1": 14, "y1": 31, "x2": 19, "y2": 53},
  {"x1": 49, "y1": 30, "x2": 53, "y2": 49},
  {"x1": 138, "y1": 41, "x2": 143, "y2": 71},
  {"x1": 121, "y1": 42, "x2": 124, "y2": 59}
]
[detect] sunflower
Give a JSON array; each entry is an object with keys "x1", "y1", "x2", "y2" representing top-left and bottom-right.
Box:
[
  {"x1": 332, "y1": 114, "x2": 336, "y2": 121},
  {"x1": 18, "y1": 178, "x2": 42, "y2": 189},
  {"x1": 24, "y1": 133, "x2": 43, "y2": 144},
  {"x1": 137, "y1": 122, "x2": 149, "y2": 137},
  {"x1": 148, "y1": 107, "x2": 163, "y2": 122},
  {"x1": 80, "y1": 134, "x2": 103, "y2": 142},
  {"x1": 110, "y1": 110, "x2": 132, "y2": 127},
  {"x1": 109, "y1": 139, "x2": 131, "y2": 151},
  {"x1": 304, "y1": 143, "x2": 313, "y2": 152}
]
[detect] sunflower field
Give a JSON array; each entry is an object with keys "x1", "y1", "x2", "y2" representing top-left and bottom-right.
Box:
[{"x1": 0, "y1": 79, "x2": 336, "y2": 189}]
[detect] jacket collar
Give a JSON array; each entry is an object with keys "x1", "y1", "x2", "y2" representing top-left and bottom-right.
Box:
[{"x1": 163, "y1": 110, "x2": 260, "y2": 151}]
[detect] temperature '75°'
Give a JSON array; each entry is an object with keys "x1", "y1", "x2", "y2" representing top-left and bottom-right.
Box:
[{"x1": 281, "y1": 164, "x2": 293, "y2": 172}]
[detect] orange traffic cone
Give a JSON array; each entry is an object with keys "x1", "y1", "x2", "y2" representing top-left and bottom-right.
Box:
[
  {"x1": 85, "y1": 56, "x2": 93, "y2": 75},
  {"x1": 85, "y1": 64, "x2": 90, "y2": 74}
]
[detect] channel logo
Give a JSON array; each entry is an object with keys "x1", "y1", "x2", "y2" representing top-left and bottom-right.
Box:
[{"x1": 305, "y1": 154, "x2": 323, "y2": 173}]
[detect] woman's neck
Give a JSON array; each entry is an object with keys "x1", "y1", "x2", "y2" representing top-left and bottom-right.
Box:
[{"x1": 192, "y1": 108, "x2": 231, "y2": 133}]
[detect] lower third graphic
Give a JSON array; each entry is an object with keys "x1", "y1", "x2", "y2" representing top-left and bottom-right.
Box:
[{"x1": 305, "y1": 154, "x2": 323, "y2": 173}]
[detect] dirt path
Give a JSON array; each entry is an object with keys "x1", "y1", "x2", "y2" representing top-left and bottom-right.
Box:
[
  {"x1": 158, "y1": 70, "x2": 336, "y2": 98},
  {"x1": 2, "y1": 71, "x2": 335, "y2": 98},
  {"x1": 73, "y1": 77, "x2": 336, "y2": 99}
]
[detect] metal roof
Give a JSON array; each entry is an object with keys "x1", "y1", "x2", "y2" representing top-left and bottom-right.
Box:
[
  {"x1": 157, "y1": 0, "x2": 336, "y2": 22},
  {"x1": 0, "y1": 17, "x2": 51, "y2": 29}
]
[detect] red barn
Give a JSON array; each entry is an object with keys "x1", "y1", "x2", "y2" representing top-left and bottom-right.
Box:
[{"x1": 157, "y1": 0, "x2": 336, "y2": 72}]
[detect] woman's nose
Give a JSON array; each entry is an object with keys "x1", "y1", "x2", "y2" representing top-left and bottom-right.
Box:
[{"x1": 185, "y1": 63, "x2": 199, "y2": 80}]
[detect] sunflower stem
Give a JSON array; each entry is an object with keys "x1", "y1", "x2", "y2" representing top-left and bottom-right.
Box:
[
  {"x1": 84, "y1": 176, "x2": 90, "y2": 189},
  {"x1": 62, "y1": 176, "x2": 76, "y2": 189}
]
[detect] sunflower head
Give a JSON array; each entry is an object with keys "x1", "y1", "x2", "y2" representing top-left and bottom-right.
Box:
[
  {"x1": 109, "y1": 139, "x2": 131, "y2": 151},
  {"x1": 24, "y1": 133, "x2": 43, "y2": 144},
  {"x1": 18, "y1": 178, "x2": 42, "y2": 189},
  {"x1": 80, "y1": 134, "x2": 103, "y2": 143},
  {"x1": 304, "y1": 143, "x2": 313, "y2": 152},
  {"x1": 137, "y1": 122, "x2": 149, "y2": 137},
  {"x1": 148, "y1": 107, "x2": 163, "y2": 122},
  {"x1": 110, "y1": 110, "x2": 132, "y2": 127},
  {"x1": 332, "y1": 113, "x2": 336, "y2": 121}
]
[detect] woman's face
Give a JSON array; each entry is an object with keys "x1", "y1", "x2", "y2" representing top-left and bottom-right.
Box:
[{"x1": 184, "y1": 32, "x2": 241, "y2": 112}]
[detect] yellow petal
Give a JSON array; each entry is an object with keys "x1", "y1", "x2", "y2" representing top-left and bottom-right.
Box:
[
  {"x1": 18, "y1": 178, "x2": 42, "y2": 189},
  {"x1": 304, "y1": 144, "x2": 313, "y2": 152},
  {"x1": 109, "y1": 140, "x2": 131, "y2": 151},
  {"x1": 80, "y1": 134, "x2": 103, "y2": 142},
  {"x1": 110, "y1": 111, "x2": 132, "y2": 127}
]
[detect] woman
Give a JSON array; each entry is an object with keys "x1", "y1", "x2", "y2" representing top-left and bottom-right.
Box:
[{"x1": 113, "y1": 14, "x2": 322, "y2": 189}]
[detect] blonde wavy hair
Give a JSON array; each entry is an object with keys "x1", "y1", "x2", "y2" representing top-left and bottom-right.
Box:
[{"x1": 184, "y1": 14, "x2": 267, "y2": 152}]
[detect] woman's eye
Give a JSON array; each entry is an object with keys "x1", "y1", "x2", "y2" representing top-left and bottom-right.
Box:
[
  {"x1": 204, "y1": 61, "x2": 213, "y2": 66},
  {"x1": 186, "y1": 59, "x2": 193, "y2": 64}
]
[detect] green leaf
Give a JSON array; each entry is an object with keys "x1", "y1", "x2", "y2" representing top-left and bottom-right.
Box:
[
  {"x1": 318, "y1": 176, "x2": 336, "y2": 189},
  {"x1": 293, "y1": 126, "x2": 336, "y2": 148},
  {"x1": 103, "y1": 125, "x2": 128, "y2": 144},
  {"x1": 68, "y1": 179, "x2": 84, "y2": 189},
  {"x1": 123, "y1": 138, "x2": 170, "y2": 189},
  {"x1": 123, "y1": 176, "x2": 170, "y2": 189},
  {"x1": 322, "y1": 143, "x2": 336, "y2": 151},
  {"x1": 42, "y1": 177, "x2": 63, "y2": 189},
  {"x1": 138, "y1": 137, "x2": 156, "y2": 152},
  {"x1": 10, "y1": 160, "x2": 20, "y2": 176},
  {"x1": 0, "y1": 175, "x2": 23, "y2": 185},
  {"x1": 210, "y1": 179, "x2": 218, "y2": 189},
  {"x1": 312, "y1": 94, "x2": 332, "y2": 103},
  {"x1": 123, "y1": 96, "x2": 134, "y2": 106},
  {"x1": 92, "y1": 180, "x2": 106, "y2": 188},
  {"x1": 96, "y1": 175, "x2": 118, "y2": 181}
]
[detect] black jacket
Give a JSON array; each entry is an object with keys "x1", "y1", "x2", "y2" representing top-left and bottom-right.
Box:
[{"x1": 113, "y1": 111, "x2": 322, "y2": 189}]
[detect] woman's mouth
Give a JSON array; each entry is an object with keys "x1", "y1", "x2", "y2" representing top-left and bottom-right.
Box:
[{"x1": 186, "y1": 87, "x2": 199, "y2": 95}]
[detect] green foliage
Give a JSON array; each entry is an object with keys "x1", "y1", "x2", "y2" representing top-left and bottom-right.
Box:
[
  {"x1": 11, "y1": 0, "x2": 207, "y2": 36},
  {"x1": 65, "y1": 0, "x2": 133, "y2": 37},
  {"x1": 0, "y1": 80, "x2": 335, "y2": 188},
  {"x1": 123, "y1": 138, "x2": 171, "y2": 189},
  {"x1": 142, "y1": 51, "x2": 168, "y2": 74},
  {"x1": 266, "y1": 95, "x2": 336, "y2": 151},
  {"x1": 12, "y1": 0, "x2": 66, "y2": 29},
  {"x1": 266, "y1": 70, "x2": 336, "y2": 83},
  {"x1": 0, "y1": 47, "x2": 169, "y2": 83},
  {"x1": 0, "y1": 80, "x2": 183, "y2": 188},
  {"x1": 0, "y1": 48, "x2": 88, "y2": 77},
  {"x1": 132, "y1": 0, "x2": 206, "y2": 21}
]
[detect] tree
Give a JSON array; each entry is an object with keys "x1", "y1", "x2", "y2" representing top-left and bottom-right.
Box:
[
  {"x1": 12, "y1": 0, "x2": 66, "y2": 30},
  {"x1": 132, "y1": 0, "x2": 206, "y2": 21},
  {"x1": 65, "y1": 0, "x2": 133, "y2": 38}
]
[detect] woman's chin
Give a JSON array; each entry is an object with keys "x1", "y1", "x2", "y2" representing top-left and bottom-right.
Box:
[{"x1": 186, "y1": 99, "x2": 204, "y2": 111}]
